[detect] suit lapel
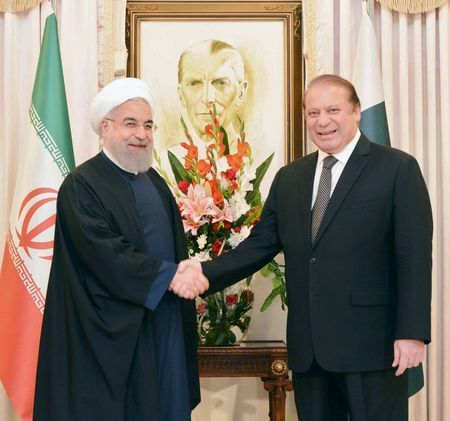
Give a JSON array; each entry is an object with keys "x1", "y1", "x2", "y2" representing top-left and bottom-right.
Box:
[
  {"x1": 294, "y1": 152, "x2": 318, "y2": 248},
  {"x1": 312, "y1": 135, "x2": 371, "y2": 247}
]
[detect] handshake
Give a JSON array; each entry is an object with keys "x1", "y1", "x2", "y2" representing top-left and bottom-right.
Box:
[{"x1": 169, "y1": 260, "x2": 210, "y2": 299}]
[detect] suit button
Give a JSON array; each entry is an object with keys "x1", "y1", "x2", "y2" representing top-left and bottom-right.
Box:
[{"x1": 310, "y1": 257, "x2": 317, "y2": 264}]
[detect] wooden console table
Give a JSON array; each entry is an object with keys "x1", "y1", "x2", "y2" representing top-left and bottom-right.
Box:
[{"x1": 198, "y1": 340, "x2": 293, "y2": 421}]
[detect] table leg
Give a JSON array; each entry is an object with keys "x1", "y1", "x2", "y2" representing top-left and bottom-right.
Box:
[{"x1": 262, "y1": 377, "x2": 293, "y2": 421}]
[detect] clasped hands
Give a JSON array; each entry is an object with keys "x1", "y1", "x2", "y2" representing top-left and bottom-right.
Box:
[{"x1": 169, "y1": 259, "x2": 209, "y2": 300}]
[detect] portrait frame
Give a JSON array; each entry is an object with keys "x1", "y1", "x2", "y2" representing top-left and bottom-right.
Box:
[{"x1": 126, "y1": 1, "x2": 304, "y2": 164}]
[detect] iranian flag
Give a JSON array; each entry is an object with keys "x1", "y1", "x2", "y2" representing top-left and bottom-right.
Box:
[
  {"x1": 0, "y1": 13, "x2": 74, "y2": 420},
  {"x1": 352, "y1": 4, "x2": 424, "y2": 396}
]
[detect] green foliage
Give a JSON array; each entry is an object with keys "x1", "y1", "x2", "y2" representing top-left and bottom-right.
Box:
[
  {"x1": 197, "y1": 287, "x2": 254, "y2": 346},
  {"x1": 168, "y1": 150, "x2": 190, "y2": 184},
  {"x1": 260, "y1": 257, "x2": 287, "y2": 312},
  {"x1": 246, "y1": 153, "x2": 274, "y2": 205}
]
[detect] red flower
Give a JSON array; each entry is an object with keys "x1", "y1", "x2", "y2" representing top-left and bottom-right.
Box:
[
  {"x1": 226, "y1": 293, "x2": 238, "y2": 306},
  {"x1": 241, "y1": 289, "x2": 254, "y2": 303},
  {"x1": 181, "y1": 142, "x2": 198, "y2": 160},
  {"x1": 226, "y1": 154, "x2": 243, "y2": 172},
  {"x1": 213, "y1": 117, "x2": 219, "y2": 128},
  {"x1": 211, "y1": 221, "x2": 232, "y2": 232},
  {"x1": 223, "y1": 221, "x2": 232, "y2": 230},
  {"x1": 197, "y1": 303, "x2": 207, "y2": 314},
  {"x1": 205, "y1": 124, "x2": 213, "y2": 136},
  {"x1": 209, "y1": 178, "x2": 224, "y2": 204},
  {"x1": 237, "y1": 140, "x2": 250, "y2": 158},
  {"x1": 212, "y1": 239, "x2": 223, "y2": 255},
  {"x1": 196, "y1": 159, "x2": 212, "y2": 177},
  {"x1": 225, "y1": 169, "x2": 237, "y2": 180},
  {"x1": 178, "y1": 180, "x2": 190, "y2": 194},
  {"x1": 218, "y1": 139, "x2": 226, "y2": 155}
]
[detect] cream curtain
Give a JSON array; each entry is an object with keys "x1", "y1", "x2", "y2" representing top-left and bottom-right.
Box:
[
  {"x1": 1, "y1": 1, "x2": 447, "y2": 420},
  {"x1": 0, "y1": 1, "x2": 98, "y2": 419},
  {"x1": 304, "y1": 1, "x2": 450, "y2": 420}
]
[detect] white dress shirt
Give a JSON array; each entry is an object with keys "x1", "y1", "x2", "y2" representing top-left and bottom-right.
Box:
[{"x1": 311, "y1": 129, "x2": 361, "y2": 209}]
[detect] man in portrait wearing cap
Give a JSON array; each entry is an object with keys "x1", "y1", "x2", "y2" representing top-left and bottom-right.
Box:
[{"x1": 33, "y1": 78, "x2": 207, "y2": 421}]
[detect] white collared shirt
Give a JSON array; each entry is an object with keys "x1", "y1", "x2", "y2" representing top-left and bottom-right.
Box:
[{"x1": 311, "y1": 130, "x2": 361, "y2": 209}]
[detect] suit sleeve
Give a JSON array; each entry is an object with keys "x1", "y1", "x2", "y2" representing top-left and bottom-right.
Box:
[
  {"x1": 393, "y1": 155, "x2": 433, "y2": 342},
  {"x1": 202, "y1": 170, "x2": 283, "y2": 295}
]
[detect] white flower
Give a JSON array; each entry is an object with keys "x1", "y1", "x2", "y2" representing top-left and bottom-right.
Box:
[
  {"x1": 238, "y1": 166, "x2": 256, "y2": 192},
  {"x1": 197, "y1": 234, "x2": 207, "y2": 250},
  {"x1": 220, "y1": 176, "x2": 229, "y2": 190},
  {"x1": 192, "y1": 250, "x2": 211, "y2": 262},
  {"x1": 239, "y1": 225, "x2": 252, "y2": 240},
  {"x1": 228, "y1": 225, "x2": 252, "y2": 248},
  {"x1": 216, "y1": 156, "x2": 230, "y2": 174},
  {"x1": 229, "y1": 192, "x2": 251, "y2": 221}
]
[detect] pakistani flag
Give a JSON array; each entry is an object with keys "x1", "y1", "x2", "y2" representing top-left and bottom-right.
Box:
[
  {"x1": 0, "y1": 13, "x2": 74, "y2": 420},
  {"x1": 353, "y1": 5, "x2": 390, "y2": 146},
  {"x1": 352, "y1": 5, "x2": 424, "y2": 397}
]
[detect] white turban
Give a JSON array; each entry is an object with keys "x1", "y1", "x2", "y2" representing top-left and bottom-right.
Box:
[{"x1": 89, "y1": 77, "x2": 154, "y2": 136}]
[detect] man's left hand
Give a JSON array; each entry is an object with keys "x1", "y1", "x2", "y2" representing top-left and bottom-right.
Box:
[{"x1": 392, "y1": 339, "x2": 425, "y2": 376}]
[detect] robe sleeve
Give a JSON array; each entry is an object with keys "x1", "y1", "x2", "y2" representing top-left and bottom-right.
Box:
[
  {"x1": 144, "y1": 261, "x2": 178, "y2": 310},
  {"x1": 57, "y1": 172, "x2": 172, "y2": 306}
]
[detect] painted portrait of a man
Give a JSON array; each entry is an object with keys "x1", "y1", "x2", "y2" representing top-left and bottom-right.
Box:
[
  {"x1": 178, "y1": 39, "x2": 248, "y2": 146},
  {"x1": 139, "y1": 20, "x2": 286, "y2": 190}
]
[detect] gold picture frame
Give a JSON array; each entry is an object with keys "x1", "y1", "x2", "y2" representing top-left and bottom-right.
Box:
[{"x1": 126, "y1": 1, "x2": 304, "y2": 165}]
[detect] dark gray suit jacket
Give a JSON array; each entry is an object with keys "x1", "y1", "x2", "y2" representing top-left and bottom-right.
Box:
[{"x1": 202, "y1": 135, "x2": 432, "y2": 373}]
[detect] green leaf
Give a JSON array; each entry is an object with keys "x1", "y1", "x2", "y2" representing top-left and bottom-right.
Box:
[
  {"x1": 260, "y1": 288, "x2": 282, "y2": 312},
  {"x1": 245, "y1": 275, "x2": 253, "y2": 286},
  {"x1": 259, "y1": 264, "x2": 272, "y2": 277},
  {"x1": 219, "y1": 126, "x2": 230, "y2": 155},
  {"x1": 245, "y1": 153, "x2": 274, "y2": 204},
  {"x1": 168, "y1": 150, "x2": 190, "y2": 184}
]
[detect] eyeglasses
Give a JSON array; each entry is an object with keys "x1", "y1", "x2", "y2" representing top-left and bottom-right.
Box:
[{"x1": 105, "y1": 118, "x2": 157, "y2": 132}]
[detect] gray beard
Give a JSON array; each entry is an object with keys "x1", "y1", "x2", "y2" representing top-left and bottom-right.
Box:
[{"x1": 110, "y1": 145, "x2": 153, "y2": 174}]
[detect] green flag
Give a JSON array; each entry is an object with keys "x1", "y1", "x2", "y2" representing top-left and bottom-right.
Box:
[
  {"x1": 0, "y1": 13, "x2": 74, "y2": 420},
  {"x1": 353, "y1": 4, "x2": 424, "y2": 397},
  {"x1": 31, "y1": 12, "x2": 75, "y2": 174}
]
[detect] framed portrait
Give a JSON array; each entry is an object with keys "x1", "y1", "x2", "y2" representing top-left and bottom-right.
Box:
[{"x1": 126, "y1": 1, "x2": 304, "y2": 193}]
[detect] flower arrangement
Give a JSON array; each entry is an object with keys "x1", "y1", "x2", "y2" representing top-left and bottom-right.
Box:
[{"x1": 155, "y1": 107, "x2": 286, "y2": 346}]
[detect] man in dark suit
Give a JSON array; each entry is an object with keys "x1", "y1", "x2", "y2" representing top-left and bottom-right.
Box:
[{"x1": 178, "y1": 74, "x2": 433, "y2": 420}]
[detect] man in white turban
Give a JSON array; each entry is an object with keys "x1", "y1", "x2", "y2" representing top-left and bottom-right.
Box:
[{"x1": 34, "y1": 78, "x2": 207, "y2": 421}]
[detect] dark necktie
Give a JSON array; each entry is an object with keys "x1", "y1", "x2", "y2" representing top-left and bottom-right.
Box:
[{"x1": 311, "y1": 155, "x2": 338, "y2": 245}]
